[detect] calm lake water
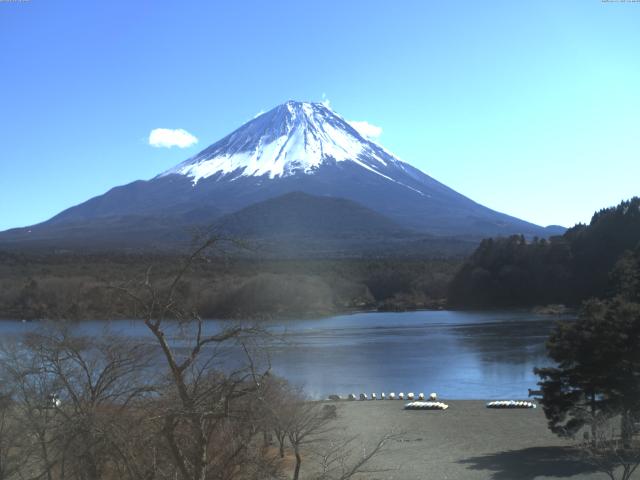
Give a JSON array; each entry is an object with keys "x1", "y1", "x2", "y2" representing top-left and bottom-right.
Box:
[{"x1": 0, "y1": 310, "x2": 568, "y2": 399}]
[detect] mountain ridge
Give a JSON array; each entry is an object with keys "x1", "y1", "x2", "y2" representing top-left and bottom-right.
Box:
[
  {"x1": 160, "y1": 101, "x2": 407, "y2": 184},
  {"x1": 0, "y1": 101, "x2": 564, "y2": 253}
]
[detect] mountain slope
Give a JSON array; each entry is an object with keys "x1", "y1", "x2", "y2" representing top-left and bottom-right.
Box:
[
  {"x1": 448, "y1": 197, "x2": 640, "y2": 308},
  {"x1": 0, "y1": 101, "x2": 562, "y2": 252},
  {"x1": 211, "y1": 192, "x2": 478, "y2": 258},
  {"x1": 216, "y1": 191, "x2": 410, "y2": 239}
]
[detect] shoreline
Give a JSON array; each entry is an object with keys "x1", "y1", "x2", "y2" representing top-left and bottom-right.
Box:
[
  {"x1": 0, "y1": 303, "x2": 576, "y2": 323},
  {"x1": 305, "y1": 400, "x2": 603, "y2": 480}
]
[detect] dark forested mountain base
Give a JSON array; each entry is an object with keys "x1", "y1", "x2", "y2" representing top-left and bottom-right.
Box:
[
  {"x1": 0, "y1": 252, "x2": 461, "y2": 320},
  {"x1": 448, "y1": 197, "x2": 640, "y2": 308}
]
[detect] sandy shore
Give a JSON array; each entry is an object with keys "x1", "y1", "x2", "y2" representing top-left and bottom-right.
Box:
[{"x1": 300, "y1": 400, "x2": 609, "y2": 480}]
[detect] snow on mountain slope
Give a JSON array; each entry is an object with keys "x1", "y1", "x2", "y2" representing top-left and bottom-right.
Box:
[
  {"x1": 0, "y1": 100, "x2": 563, "y2": 252},
  {"x1": 161, "y1": 101, "x2": 407, "y2": 186}
]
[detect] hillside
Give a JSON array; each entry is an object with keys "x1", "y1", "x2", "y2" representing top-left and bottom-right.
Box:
[
  {"x1": 211, "y1": 192, "x2": 474, "y2": 257},
  {"x1": 448, "y1": 197, "x2": 640, "y2": 308}
]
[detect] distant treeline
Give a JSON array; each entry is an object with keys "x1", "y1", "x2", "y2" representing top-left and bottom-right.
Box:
[
  {"x1": 7, "y1": 198, "x2": 637, "y2": 319},
  {"x1": 448, "y1": 197, "x2": 640, "y2": 308},
  {"x1": 0, "y1": 252, "x2": 461, "y2": 320}
]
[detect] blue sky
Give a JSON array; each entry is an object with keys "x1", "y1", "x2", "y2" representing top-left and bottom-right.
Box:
[{"x1": 1, "y1": 0, "x2": 639, "y2": 231}]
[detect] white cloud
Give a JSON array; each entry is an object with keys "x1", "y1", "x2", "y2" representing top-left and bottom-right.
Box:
[
  {"x1": 321, "y1": 92, "x2": 331, "y2": 108},
  {"x1": 148, "y1": 128, "x2": 198, "y2": 148},
  {"x1": 348, "y1": 120, "x2": 383, "y2": 141}
]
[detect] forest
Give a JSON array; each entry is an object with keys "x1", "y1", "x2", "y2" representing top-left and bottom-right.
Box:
[
  {"x1": 3, "y1": 197, "x2": 639, "y2": 320},
  {"x1": 448, "y1": 197, "x2": 640, "y2": 308},
  {"x1": 0, "y1": 251, "x2": 461, "y2": 320}
]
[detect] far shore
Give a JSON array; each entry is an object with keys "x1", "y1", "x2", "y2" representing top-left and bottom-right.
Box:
[{"x1": 0, "y1": 303, "x2": 576, "y2": 323}]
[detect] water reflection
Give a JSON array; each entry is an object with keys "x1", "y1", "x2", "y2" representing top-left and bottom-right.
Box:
[
  {"x1": 452, "y1": 319, "x2": 556, "y2": 396},
  {"x1": 260, "y1": 311, "x2": 569, "y2": 399},
  {"x1": 0, "y1": 311, "x2": 571, "y2": 399}
]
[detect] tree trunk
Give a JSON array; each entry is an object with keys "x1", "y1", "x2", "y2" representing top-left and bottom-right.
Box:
[
  {"x1": 193, "y1": 416, "x2": 208, "y2": 480},
  {"x1": 621, "y1": 409, "x2": 632, "y2": 449},
  {"x1": 39, "y1": 432, "x2": 53, "y2": 480},
  {"x1": 292, "y1": 446, "x2": 301, "y2": 480},
  {"x1": 590, "y1": 393, "x2": 597, "y2": 446},
  {"x1": 275, "y1": 430, "x2": 286, "y2": 458}
]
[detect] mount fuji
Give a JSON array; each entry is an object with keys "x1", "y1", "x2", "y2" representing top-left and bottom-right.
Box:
[{"x1": 0, "y1": 101, "x2": 563, "y2": 253}]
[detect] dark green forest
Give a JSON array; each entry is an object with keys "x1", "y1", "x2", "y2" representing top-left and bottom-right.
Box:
[
  {"x1": 0, "y1": 252, "x2": 460, "y2": 320},
  {"x1": 448, "y1": 197, "x2": 640, "y2": 308},
  {"x1": 3, "y1": 197, "x2": 639, "y2": 319}
]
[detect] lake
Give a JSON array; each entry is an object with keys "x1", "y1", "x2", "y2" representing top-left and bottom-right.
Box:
[{"x1": 0, "y1": 310, "x2": 567, "y2": 399}]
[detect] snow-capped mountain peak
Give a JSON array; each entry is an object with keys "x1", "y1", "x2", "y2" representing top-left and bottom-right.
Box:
[
  {"x1": 161, "y1": 101, "x2": 400, "y2": 183},
  {"x1": 0, "y1": 101, "x2": 556, "y2": 250}
]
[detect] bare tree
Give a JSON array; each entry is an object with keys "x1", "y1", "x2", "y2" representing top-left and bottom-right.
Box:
[
  {"x1": 257, "y1": 379, "x2": 396, "y2": 480},
  {"x1": 0, "y1": 325, "x2": 158, "y2": 480},
  {"x1": 26, "y1": 329, "x2": 155, "y2": 479},
  {"x1": 113, "y1": 236, "x2": 274, "y2": 480},
  {"x1": 0, "y1": 234, "x2": 396, "y2": 480},
  {"x1": 0, "y1": 338, "x2": 64, "y2": 480},
  {"x1": 277, "y1": 394, "x2": 397, "y2": 480},
  {"x1": 286, "y1": 399, "x2": 338, "y2": 480},
  {"x1": 577, "y1": 415, "x2": 640, "y2": 480},
  {"x1": 310, "y1": 433, "x2": 398, "y2": 480},
  {"x1": 0, "y1": 392, "x2": 24, "y2": 480},
  {"x1": 258, "y1": 376, "x2": 297, "y2": 459}
]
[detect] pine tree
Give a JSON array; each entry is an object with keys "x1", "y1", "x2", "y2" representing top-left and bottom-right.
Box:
[{"x1": 535, "y1": 298, "x2": 640, "y2": 445}]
